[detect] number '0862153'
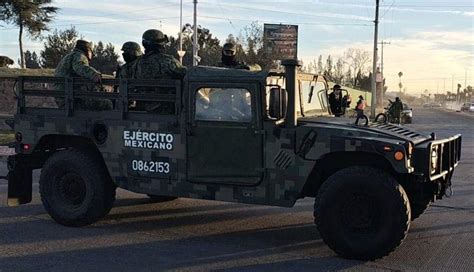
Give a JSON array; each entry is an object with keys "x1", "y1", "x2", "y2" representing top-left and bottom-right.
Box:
[{"x1": 131, "y1": 160, "x2": 170, "y2": 174}]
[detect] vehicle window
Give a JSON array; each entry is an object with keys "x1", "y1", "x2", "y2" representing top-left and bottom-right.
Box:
[
  {"x1": 297, "y1": 81, "x2": 327, "y2": 116},
  {"x1": 403, "y1": 104, "x2": 410, "y2": 110},
  {"x1": 195, "y1": 87, "x2": 252, "y2": 122}
]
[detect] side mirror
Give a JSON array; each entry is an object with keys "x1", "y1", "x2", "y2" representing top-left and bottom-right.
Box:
[{"x1": 269, "y1": 87, "x2": 287, "y2": 120}]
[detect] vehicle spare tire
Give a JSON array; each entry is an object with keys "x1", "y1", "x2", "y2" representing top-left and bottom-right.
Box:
[
  {"x1": 39, "y1": 149, "x2": 116, "y2": 227},
  {"x1": 314, "y1": 166, "x2": 411, "y2": 260}
]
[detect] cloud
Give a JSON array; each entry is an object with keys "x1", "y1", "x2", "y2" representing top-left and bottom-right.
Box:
[{"x1": 300, "y1": 29, "x2": 474, "y2": 93}]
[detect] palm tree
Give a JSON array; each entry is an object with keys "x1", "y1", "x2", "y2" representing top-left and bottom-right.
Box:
[
  {"x1": 398, "y1": 71, "x2": 403, "y2": 93},
  {"x1": 0, "y1": 0, "x2": 58, "y2": 68}
]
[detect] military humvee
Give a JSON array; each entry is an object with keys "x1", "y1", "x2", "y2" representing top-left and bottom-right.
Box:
[{"x1": 2, "y1": 60, "x2": 462, "y2": 260}]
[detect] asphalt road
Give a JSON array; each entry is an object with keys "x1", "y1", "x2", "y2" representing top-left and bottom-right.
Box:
[{"x1": 0, "y1": 108, "x2": 473, "y2": 271}]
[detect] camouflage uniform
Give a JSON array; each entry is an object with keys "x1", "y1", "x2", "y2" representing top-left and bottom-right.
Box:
[
  {"x1": 132, "y1": 29, "x2": 186, "y2": 112},
  {"x1": 217, "y1": 42, "x2": 261, "y2": 71},
  {"x1": 55, "y1": 40, "x2": 112, "y2": 110},
  {"x1": 389, "y1": 98, "x2": 403, "y2": 124},
  {"x1": 117, "y1": 41, "x2": 142, "y2": 79}
]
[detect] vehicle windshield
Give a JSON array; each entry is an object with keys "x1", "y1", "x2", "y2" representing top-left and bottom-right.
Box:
[{"x1": 403, "y1": 103, "x2": 411, "y2": 110}]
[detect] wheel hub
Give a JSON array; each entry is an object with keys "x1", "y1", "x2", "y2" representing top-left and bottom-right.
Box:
[{"x1": 58, "y1": 173, "x2": 86, "y2": 206}]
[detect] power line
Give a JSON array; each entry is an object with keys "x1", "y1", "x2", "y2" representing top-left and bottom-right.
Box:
[
  {"x1": 199, "y1": 15, "x2": 372, "y2": 26},
  {"x1": 0, "y1": 2, "x2": 192, "y2": 31},
  {"x1": 0, "y1": 16, "x2": 191, "y2": 31},
  {"x1": 199, "y1": 1, "x2": 373, "y2": 22},
  {"x1": 380, "y1": 0, "x2": 396, "y2": 20}
]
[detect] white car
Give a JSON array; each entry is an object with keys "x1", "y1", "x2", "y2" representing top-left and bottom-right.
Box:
[{"x1": 460, "y1": 102, "x2": 474, "y2": 112}]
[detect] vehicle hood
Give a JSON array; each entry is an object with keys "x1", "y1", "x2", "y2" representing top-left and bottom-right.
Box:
[{"x1": 298, "y1": 117, "x2": 430, "y2": 145}]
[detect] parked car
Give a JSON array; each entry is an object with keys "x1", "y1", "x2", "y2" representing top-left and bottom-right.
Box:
[
  {"x1": 402, "y1": 103, "x2": 413, "y2": 123},
  {"x1": 460, "y1": 102, "x2": 474, "y2": 112}
]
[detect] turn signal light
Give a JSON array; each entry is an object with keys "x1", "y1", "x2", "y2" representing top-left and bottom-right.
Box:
[{"x1": 394, "y1": 151, "x2": 404, "y2": 161}]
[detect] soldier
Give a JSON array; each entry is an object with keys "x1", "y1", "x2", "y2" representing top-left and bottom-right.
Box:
[
  {"x1": 55, "y1": 40, "x2": 112, "y2": 110},
  {"x1": 218, "y1": 42, "x2": 261, "y2": 71},
  {"x1": 116, "y1": 41, "x2": 142, "y2": 79},
  {"x1": 389, "y1": 97, "x2": 403, "y2": 124},
  {"x1": 132, "y1": 29, "x2": 186, "y2": 112},
  {"x1": 133, "y1": 29, "x2": 186, "y2": 80},
  {"x1": 328, "y1": 85, "x2": 352, "y2": 117}
]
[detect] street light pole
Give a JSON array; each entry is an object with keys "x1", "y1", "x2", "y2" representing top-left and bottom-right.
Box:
[
  {"x1": 192, "y1": 0, "x2": 198, "y2": 66},
  {"x1": 378, "y1": 40, "x2": 390, "y2": 103},
  {"x1": 370, "y1": 0, "x2": 380, "y2": 119},
  {"x1": 179, "y1": 0, "x2": 183, "y2": 64}
]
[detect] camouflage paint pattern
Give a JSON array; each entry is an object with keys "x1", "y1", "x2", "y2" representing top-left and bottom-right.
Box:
[
  {"x1": 133, "y1": 52, "x2": 186, "y2": 80},
  {"x1": 12, "y1": 67, "x2": 454, "y2": 208}
]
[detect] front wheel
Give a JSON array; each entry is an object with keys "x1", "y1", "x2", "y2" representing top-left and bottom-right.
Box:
[
  {"x1": 39, "y1": 149, "x2": 116, "y2": 227},
  {"x1": 374, "y1": 113, "x2": 388, "y2": 123},
  {"x1": 314, "y1": 166, "x2": 411, "y2": 260}
]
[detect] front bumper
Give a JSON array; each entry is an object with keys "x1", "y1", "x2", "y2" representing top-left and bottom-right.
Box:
[{"x1": 413, "y1": 134, "x2": 462, "y2": 182}]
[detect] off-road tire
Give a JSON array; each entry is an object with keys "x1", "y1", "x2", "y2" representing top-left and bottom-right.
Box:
[
  {"x1": 314, "y1": 166, "x2": 411, "y2": 260},
  {"x1": 39, "y1": 149, "x2": 116, "y2": 227},
  {"x1": 147, "y1": 195, "x2": 178, "y2": 202},
  {"x1": 375, "y1": 113, "x2": 388, "y2": 123},
  {"x1": 409, "y1": 196, "x2": 431, "y2": 221}
]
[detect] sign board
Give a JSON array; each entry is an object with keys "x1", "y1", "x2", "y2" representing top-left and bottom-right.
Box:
[{"x1": 263, "y1": 24, "x2": 298, "y2": 60}]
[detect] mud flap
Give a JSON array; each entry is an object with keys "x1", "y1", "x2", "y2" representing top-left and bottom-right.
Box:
[{"x1": 6, "y1": 155, "x2": 33, "y2": 206}]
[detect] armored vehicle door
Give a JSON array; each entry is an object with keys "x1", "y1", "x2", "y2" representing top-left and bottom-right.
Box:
[{"x1": 187, "y1": 82, "x2": 264, "y2": 185}]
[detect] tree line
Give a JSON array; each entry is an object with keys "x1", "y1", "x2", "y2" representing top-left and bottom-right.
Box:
[{"x1": 1, "y1": 0, "x2": 376, "y2": 92}]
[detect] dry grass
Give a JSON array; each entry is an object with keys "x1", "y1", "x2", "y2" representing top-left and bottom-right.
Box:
[{"x1": 0, "y1": 131, "x2": 14, "y2": 145}]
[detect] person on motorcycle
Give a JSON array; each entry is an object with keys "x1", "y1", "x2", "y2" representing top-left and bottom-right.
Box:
[{"x1": 388, "y1": 97, "x2": 403, "y2": 124}]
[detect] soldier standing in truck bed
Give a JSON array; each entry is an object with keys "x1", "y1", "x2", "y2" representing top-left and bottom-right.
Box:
[
  {"x1": 54, "y1": 40, "x2": 112, "y2": 110},
  {"x1": 116, "y1": 41, "x2": 142, "y2": 79},
  {"x1": 132, "y1": 29, "x2": 186, "y2": 112},
  {"x1": 218, "y1": 42, "x2": 261, "y2": 71},
  {"x1": 133, "y1": 29, "x2": 186, "y2": 80}
]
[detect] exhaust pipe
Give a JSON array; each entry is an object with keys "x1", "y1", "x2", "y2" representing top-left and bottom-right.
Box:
[{"x1": 281, "y1": 59, "x2": 302, "y2": 128}]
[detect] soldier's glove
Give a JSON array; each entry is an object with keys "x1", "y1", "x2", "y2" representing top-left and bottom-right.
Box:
[{"x1": 92, "y1": 73, "x2": 102, "y2": 83}]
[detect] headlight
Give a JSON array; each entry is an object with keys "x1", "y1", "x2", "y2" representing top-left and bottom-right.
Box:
[{"x1": 431, "y1": 146, "x2": 439, "y2": 174}]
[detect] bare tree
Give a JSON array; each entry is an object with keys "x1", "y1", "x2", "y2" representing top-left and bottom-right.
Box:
[
  {"x1": 344, "y1": 48, "x2": 370, "y2": 85},
  {"x1": 0, "y1": 0, "x2": 58, "y2": 68}
]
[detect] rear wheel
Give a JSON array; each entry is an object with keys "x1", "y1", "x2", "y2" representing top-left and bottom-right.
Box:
[
  {"x1": 39, "y1": 149, "x2": 116, "y2": 227},
  {"x1": 314, "y1": 166, "x2": 411, "y2": 260}
]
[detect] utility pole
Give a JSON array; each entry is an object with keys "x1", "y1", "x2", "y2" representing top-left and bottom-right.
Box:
[
  {"x1": 378, "y1": 40, "x2": 390, "y2": 103},
  {"x1": 192, "y1": 0, "x2": 198, "y2": 66},
  {"x1": 465, "y1": 68, "x2": 468, "y2": 90},
  {"x1": 451, "y1": 74, "x2": 454, "y2": 93},
  {"x1": 178, "y1": 0, "x2": 184, "y2": 64},
  {"x1": 370, "y1": 0, "x2": 380, "y2": 119}
]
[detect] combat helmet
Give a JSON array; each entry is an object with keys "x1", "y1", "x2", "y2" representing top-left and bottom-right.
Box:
[
  {"x1": 75, "y1": 40, "x2": 93, "y2": 53},
  {"x1": 222, "y1": 42, "x2": 237, "y2": 56},
  {"x1": 142, "y1": 29, "x2": 169, "y2": 46},
  {"x1": 121, "y1": 41, "x2": 143, "y2": 57}
]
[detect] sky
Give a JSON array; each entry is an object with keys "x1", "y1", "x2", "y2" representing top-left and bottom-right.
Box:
[{"x1": 0, "y1": 0, "x2": 473, "y2": 94}]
